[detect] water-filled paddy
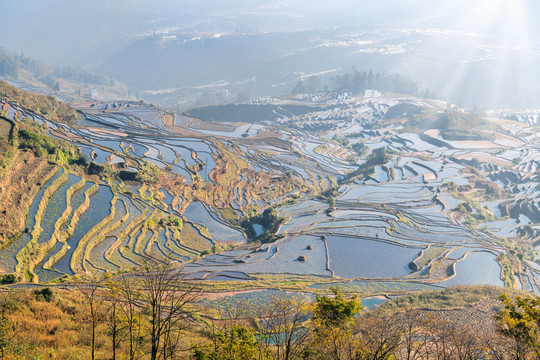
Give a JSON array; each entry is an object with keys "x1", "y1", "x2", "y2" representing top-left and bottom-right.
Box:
[
  {"x1": 278, "y1": 213, "x2": 329, "y2": 234},
  {"x1": 184, "y1": 235, "x2": 331, "y2": 276},
  {"x1": 446, "y1": 247, "x2": 487, "y2": 260},
  {"x1": 439, "y1": 251, "x2": 503, "y2": 287},
  {"x1": 326, "y1": 235, "x2": 422, "y2": 278},
  {"x1": 53, "y1": 185, "x2": 114, "y2": 274},
  {"x1": 110, "y1": 195, "x2": 142, "y2": 236},
  {"x1": 338, "y1": 183, "x2": 432, "y2": 203},
  {"x1": 361, "y1": 296, "x2": 388, "y2": 309},
  {"x1": 309, "y1": 280, "x2": 442, "y2": 292},
  {"x1": 485, "y1": 218, "x2": 519, "y2": 237},
  {"x1": 64, "y1": 182, "x2": 94, "y2": 231},
  {"x1": 199, "y1": 289, "x2": 314, "y2": 312},
  {"x1": 34, "y1": 258, "x2": 64, "y2": 283},
  {"x1": 183, "y1": 202, "x2": 246, "y2": 243},
  {"x1": 0, "y1": 170, "x2": 63, "y2": 273},
  {"x1": 89, "y1": 236, "x2": 120, "y2": 271},
  {"x1": 8, "y1": 96, "x2": 534, "y2": 290},
  {"x1": 93, "y1": 139, "x2": 124, "y2": 153},
  {"x1": 277, "y1": 200, "x2": 327, "y2": 216},
  {"x1": 36, "y1": 174, "x2": 80, "y2": 244},
  {"x1": 80, "y1": 146, "x2": 111, "y2": 164}
]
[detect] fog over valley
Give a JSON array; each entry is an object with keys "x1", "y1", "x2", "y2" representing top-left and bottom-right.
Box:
[
  {"x1": 2, "y1": 0, "x2": 540, "y2": 108},
  {"x1": 0, "y1": 1, "x2": 539, "y2": 359}
]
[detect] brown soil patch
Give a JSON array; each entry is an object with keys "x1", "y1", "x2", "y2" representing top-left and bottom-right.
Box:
[
  {"x1": 486, "y1": 117, "x2": 530, "y2": 129},
  {"x1": 419, "y1": 297, "x2": 500, "y2": 334},
  {"x1": 490, "y1": 131, "x2": 524, "y2": 147}
]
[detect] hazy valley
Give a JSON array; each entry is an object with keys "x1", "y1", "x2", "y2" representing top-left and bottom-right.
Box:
[{"x1": 0, "y1": 1, "x2": 539, "y2": 358}]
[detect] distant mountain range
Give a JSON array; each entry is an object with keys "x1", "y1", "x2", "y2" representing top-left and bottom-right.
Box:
[
  {"x1": 2, "y1": 1, "x2": 540, "y2": 110},
  {"x1": 95, "y1": 26, "x2": 540, "y2": 110}
]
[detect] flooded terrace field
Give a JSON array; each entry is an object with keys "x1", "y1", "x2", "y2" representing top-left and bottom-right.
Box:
[{"x1": 2, "y1": 93, "x2": 538, "y2": 295}]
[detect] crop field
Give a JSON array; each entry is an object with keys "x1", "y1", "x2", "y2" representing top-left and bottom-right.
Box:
[{"x1": 0, "y1": 92, "x2": 538, "y2": 296}]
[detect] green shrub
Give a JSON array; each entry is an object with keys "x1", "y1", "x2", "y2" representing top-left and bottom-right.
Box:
[
  {"x1": 34, "y1": 287, "x2": 55, "y2": 302},
  {"x1": 0, "y1": 274, "x2": 17, "y2": 285},
  {"x1": 242, "y1": 207, "x2": 286, "y2": 243}
]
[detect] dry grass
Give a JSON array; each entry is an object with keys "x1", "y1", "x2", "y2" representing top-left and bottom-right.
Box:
[
  {"x1": 0, "y1": 287, "x2": 205, "y2": 359},
  {"x1": 376, "y1": 285, "x2": 524, "y2": 313},
  {"x1": 1, "y1": 289, "x2": 92, "y2": 359},
  {"x1": 0, "y1": 118, "x2": 12, "y2": 139}
]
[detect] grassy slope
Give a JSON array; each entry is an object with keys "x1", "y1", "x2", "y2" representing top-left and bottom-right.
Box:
[
  {"x1": 0, "y1": 80, "x2": 77, "y2": 123},
  {"x1": 0, "y1": 126, "x2": 58, "y2": 245},
  {"x1": 0, "y1": 284, "x2": 530, "y2": 359},
  {"x1": 376, "y1": 285, "x2": 524, "y2": 313},
  {"x1": 0, "y1": 85, "x2": 89, "y2": 252}
]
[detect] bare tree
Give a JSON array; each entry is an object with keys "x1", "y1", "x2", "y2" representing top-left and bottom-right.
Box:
[
  {"x1": 209, "y1": 295, "x2": 252, "y2": 334},
  {"x1": 393, "y1": 309, "x2": 434, "y2": 360},
  {"x1": 78, "y1": 275, "x2": 107, "y2": 360},
  {"x1": 424, "y1": 317, "x2": 480, "y2": 360},
  {"x1": 446, "y1": 326, "x2": 481, "y2": 360},
  {"x1": 139, "y1": 257, "x2": 200, "y2": 360},
  {"x1": 481, "y1": 331, "x2": 522, "y2": 360},
  {"x1": 355, "y1": 315, "x2": 402, "y2": 360},
  {"x1": 107, "y1": 298, "x2": 122, "y2": 360}
]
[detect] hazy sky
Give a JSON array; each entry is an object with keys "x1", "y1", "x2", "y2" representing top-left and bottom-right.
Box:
[
  {"x1": 2, "y1": 0, "x2": 538, "y2": 108},
  {"x1": 3, "y1": 0, "x2": 535, "y2": 66}
]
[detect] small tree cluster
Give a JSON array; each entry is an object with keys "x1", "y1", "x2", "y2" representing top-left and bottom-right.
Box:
[{"x1": 242, "y1": 207, "x2": 285, "y2": 243}]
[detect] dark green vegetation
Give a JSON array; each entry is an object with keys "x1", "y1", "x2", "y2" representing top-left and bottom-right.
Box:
[
  {"x1": 4, "y1": 82, "x2": 535, "y2": 288},
  {"x1": 17, "y1": 128, "x2": 89, "y2": 166},
  {"x1": 0, "y1": 82, "x2": 318, "y2": 282},
  {"x1": 340, "y1": 147, "x2": 394, "y2": 183},
  {"x1": 0, "y1": 65, "x2": 539, "y2": 360},
  {"x1": 190, "y1": 286, "x2": 540, "y2": 360},
  {"x1": 115, "y1": 162, "x2": 162, "y2": 184},
  {"x1": 2, "y1": 76, "x2": 538, "y2": 292},
  {"x1": 0, "y1": 103, "x2": 88, "y2": 172},
  {"x1": 0, "y1": 90, "x2": 91, "y2": 247},
  {"x1": 350, "y1": 142, "x2": 368, "y2": 156},
  {"x1": 242, "y1": 207, "x2": 285, "y2": 243}
]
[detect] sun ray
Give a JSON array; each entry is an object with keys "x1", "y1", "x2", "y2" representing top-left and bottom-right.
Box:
[{"x1": 392, "y1": 0, "x2": 539, "y2": 109}]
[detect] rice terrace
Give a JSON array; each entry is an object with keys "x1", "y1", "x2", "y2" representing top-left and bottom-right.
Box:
[
  {"x1": 1, "y1": 1, "x2": 540, "y2": 358},
  {"x1": 1, "y1": 81, "x2": 538, "y2": 292}
]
